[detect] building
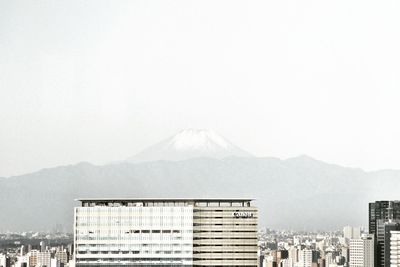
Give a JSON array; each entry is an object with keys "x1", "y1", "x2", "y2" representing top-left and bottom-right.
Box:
[
  {"x1": 28, "y1": 250, "x2": 38, "y2": 267},
  {"x1": 277, "y1": 250, "x2": 289, "y2": 263},
  {"x1": 317, "y1": 258, "x2": 325, "y2": 267},
  {"x1": 280, "y1": 258, "x2": 293, "y2": 267},
  {"x1": 0, "y1": 254, "x2": 10, "y2": 267},
  {"x1": 74, "y1": 198, "x2": 258, "y2": 267},
  {"x1": 349, "y1": 234, "x2": 374, "y2": 267},
  {"x1": 288, "y1": 247, "x2": 299, "y2": 264},
  {"x1": 369, "y1": 201, "x2": 400, "y2": 235},
  {"x1": 40, "y1": 241, "x2": 46, "y2": 253},
  {"x1": 14, "y1": 255, "x2": 29, "y2": 267},
  {"x1": 50, "y1": 259, "x2": 61, "y2": 267},
  {"x1": 343, "y1": 226, "x2": 361, "y2": 241},
  {"x1": 369, "y1": 200, "x2": 400, "y2": 267},
  {"x1": 376, "y1": 220, "x2": 400, "y2": 267},
  {"x1": 296, "y1": 249, "x2": 312, "y2": 267},
  {"x1": 28, "y1": 250, "x2": 51, "y2": 267},
  {"x1": 391, "y1": 230, "x2": 400, "y2": 267},
  {"x1": 341, "y1": 246, "x2": 349, "y2": 264},
  {"x1": 55, "y1": 250, "x2": 68, "y2": 265}
]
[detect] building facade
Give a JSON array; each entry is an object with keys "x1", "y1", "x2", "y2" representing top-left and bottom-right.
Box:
[
  {"x1": 349, "y1": 234, "x2": 374, "y2": 267},
  {"x1": 343, "y1": 226, "x2": 361, "y2": 241},
  {"x1": 391, "y1": 230, "x2": 400, "y2": 267},
  {"x1": 376, "y1": 220, "x2": 400, "y2": 267},
  {"x1": 369, "y1": 201, "x2": 400, "y2": 235},
  {"x1": 74, "y1": 198, "x2": 258, "y2": 267},
  {"x1": 0, "y1": 254, "x2": 11, "y2": 267},
  {"x1": 295, "y1": 249, "x2": 312, "y2": 267},
  {"x1": 55, "y1": 250, "x2": 68, "y2": 265},
  {"x1": 27, "y1": 250, "x2": 51, "y2": 267}
]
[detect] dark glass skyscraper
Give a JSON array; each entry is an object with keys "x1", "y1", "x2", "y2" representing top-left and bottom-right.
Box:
[
  {"x1": 369, "y1": 201, "x2": 400, "y2": 235},
  {"x1": 369, "y1": 200, "x2": 400, "y2": 267}
]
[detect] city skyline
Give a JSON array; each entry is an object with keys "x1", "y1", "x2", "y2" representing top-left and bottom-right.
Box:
[
  {"x1": 1, "y1": 0, "x2": 400, "y2": 266},
  {"x1": 2, "y1": 198, "x2": 400, "y2": 267}
]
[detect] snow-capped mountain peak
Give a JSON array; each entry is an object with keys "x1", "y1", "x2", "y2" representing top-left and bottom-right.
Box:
[
  {"x1": 128, "y1": 129, "x2": 253, "y2": 162},
  {"x1": 169, "y1": 129, "x2": 232, "y2": 150}
]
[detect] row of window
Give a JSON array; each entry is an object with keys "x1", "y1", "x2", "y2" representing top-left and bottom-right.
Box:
[
  {"x1": 77, "y1": 258, "x2": 191, "y2": 262},
  {"x1": 78, "y1": 243, "x2": 191, "y2": 246},
  {"x1": 77, "y1": 250, "x2": 192, "y2": 254},
  {"x1": 78, "y1": 229, "x2": 187, "y2": 234},
  {"x1": 77, "y1": 210, "x2": 193, "y2": 215},
  {"x1": 192, "y1": 237, "x2": 257, "y2": 240},
  {"x1": 77, "y1": 247, "x2": 191, "y2": 251},
  {"x1": 76, "y1": 238, "x2": 193, "y2": 241},
  {"x1": 77, "y1": 264, "x2": 191, "y2": 267}
]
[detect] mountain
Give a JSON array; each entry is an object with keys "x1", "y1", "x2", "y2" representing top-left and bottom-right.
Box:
[
  {"x1": 1, "y1": 130, "x2": 400, "y2": 232},
  {"x1": 128, "y1": 129, "x2": 253, "y2": 162},
  {"x1": 0, "y1": 156, "x2": 400, "y2": 232}
]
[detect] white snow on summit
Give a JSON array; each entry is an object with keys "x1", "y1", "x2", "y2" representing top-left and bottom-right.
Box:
[
  {"x1": 128, "y1": 129, "x2": 253, "y2": 162},
  {"x1": 170, "y1": 129, "x2": 232, "y2": 150}
]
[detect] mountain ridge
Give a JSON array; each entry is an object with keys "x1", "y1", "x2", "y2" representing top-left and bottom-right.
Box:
[
  {"x1": 1, "y1": 129, "x2": 399, "y2": 231},
  {"x1": 0, "y1": 155, "x2": 399, "y2": 231}
]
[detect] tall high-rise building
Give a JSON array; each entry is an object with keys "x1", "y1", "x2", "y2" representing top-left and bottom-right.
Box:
[
  {"x1": 20, "y1": 245, "x2": 25, "y2": 257},
  {"x1": 39, "y1": 241, "x2": 46, "y2": 253},
  {"x1": 296, "y1": 249, "x2": 312, "y2": 267},
  {"x1": 74, "y1": 198, "x2": 258, "y2": 267},
  {"x1": 343, "y1": 226, "x2": 361, "y2": 241},
  {"x1": 349, "y1": 234, "x2": 374, "y2": 267},
  {"x1": 288, "y1": 247, "x2": 299, "y2": 264},
  {"x1": 376, "y1": 220, "x2": 400, "y2": 267},
  {"x1": 28, "y1": 250, "x2": 51, "y2": 267},
  {"x1": 369, "y1": 201, "x2": 400, "y2": 235},
  {"x1": 390, "y1": 230, "x2": 400, "y2": 267},
  {"x1": 341, "y1": 246, "x2": 349, "y2": 264},
  {"x1": 324, "y1": 253, "x2": 334, "y2": 266}
]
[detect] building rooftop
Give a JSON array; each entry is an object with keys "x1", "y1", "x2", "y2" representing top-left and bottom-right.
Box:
[
  {"x1": 76, "y1": 198, "x2": 255, "y2": 207},
  {"x1": 76, "y1": 197, "x2": 254, "y2": 202}
]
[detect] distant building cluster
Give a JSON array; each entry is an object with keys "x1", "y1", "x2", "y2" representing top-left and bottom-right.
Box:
[
  {"x1": 258, "y1": 227, "x2": 352, "y2": 267},
  {"x1": 0, "y1": 241, "x2": 73, "y2": 267},
  {"x1": 258, "y1": 200, "x2": 400, "y2": 267}
]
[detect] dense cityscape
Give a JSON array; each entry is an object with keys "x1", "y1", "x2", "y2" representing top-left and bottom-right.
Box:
[{"x1": 0, "y1": 200, "x2": 398, "y2": 267}]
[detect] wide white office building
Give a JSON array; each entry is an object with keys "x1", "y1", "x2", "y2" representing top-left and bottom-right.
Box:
[{"x1": 74, "y1": 198, "x2": 258, "y2": 267}]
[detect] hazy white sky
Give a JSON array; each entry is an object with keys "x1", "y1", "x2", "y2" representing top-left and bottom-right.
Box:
[{"x1": 1, "y1": 0, "x2": 400, "y2": 177}]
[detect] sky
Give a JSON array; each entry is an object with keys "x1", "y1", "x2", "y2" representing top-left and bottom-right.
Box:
[{"x1": 1, "y1": 0, "x2": 400, "y2": 177}]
